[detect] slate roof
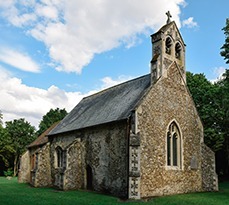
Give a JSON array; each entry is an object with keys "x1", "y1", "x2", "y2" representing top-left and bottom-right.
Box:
[
  {"x1": 28, "y1": 122, "x2": 59, "y2": 148},
  {"x1": 49, "y1": 74, "x2": 151, "y2": 135}
]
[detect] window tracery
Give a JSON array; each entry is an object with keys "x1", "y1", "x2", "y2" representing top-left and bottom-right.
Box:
[{"x1": 166, "y1": 121, "x2": 182, "y2": 168}]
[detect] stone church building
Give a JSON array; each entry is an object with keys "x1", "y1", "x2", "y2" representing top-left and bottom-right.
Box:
[{"x1": 19, "y1": 15, "x2": 218, "y2": 199}]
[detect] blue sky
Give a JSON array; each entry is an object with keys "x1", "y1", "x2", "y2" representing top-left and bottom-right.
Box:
[{"x1": 0, "y1": 0, "x2": 228, "y2": 127}]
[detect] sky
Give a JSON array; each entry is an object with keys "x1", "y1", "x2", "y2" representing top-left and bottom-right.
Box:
[{"x1": 0, "y1": 0, "x2": 228, "y2": 128}]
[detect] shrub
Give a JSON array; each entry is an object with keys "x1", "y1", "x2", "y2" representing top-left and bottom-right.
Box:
[{"x1": 4, "y1": 168, "x2": 14, "y2": 177}]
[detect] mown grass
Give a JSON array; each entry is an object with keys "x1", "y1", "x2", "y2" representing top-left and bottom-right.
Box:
[{"x1": 0, "y1": 177, "x2": 228, "y2": 205}]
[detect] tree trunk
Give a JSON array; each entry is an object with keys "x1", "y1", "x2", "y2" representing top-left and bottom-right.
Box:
[{"x1": 13, "y1": 155, "x2": 19, "y2": 177}]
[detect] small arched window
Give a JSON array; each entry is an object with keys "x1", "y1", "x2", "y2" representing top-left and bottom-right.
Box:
[
  {"x1": 165, "y1": 37, "x2": 172, "y2": 55},
  {"x1": 56, "y1": 146, "x2": 63, "y2": 168},
  {"x1": 166, "y1": 121, "x2": 182, "y2": 168},
  {"x1": 175, "y1": 43, "x2": 182, "y2": 59}
]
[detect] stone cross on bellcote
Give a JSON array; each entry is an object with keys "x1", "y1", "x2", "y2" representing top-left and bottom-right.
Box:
[{"x1": 166, "y1": 11, "x2": 172, "y2": 24}]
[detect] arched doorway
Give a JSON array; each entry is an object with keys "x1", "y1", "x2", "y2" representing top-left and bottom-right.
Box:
[{"x1": 86, "y1": 165, "x2": 93, "y2": 190}]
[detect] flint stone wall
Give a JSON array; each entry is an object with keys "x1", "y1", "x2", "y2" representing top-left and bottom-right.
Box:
[
  {"x1": 50, "y1": 133, "x2": 80, "y2": 190},
  {"x1": 32, "y1": 143, "x2": 52, "y2": 187},
  {"x1": 201, "y1": 143, "x2": 218, "y2": 191},
  {"x1": 50, "y1": 121, "x2": 128, "y2": 198},
  {"x1": 18, "y1": 150, "x2": 30, "y2": 183},
  {"x1": 64, "y1": 139, "x2": 84, "y2": 190},
  {"x1": 137, "y1": 63, "x2": 204, "y2": 197}
]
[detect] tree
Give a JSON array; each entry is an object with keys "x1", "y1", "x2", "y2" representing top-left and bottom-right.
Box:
[
  {"x1": 187, "y1": 71, "x2": 229, "y2": 178},
  {"x1": 5, "y1": 118, "x2": 36, "y2": 176},
  {"x1": 216, "y1": 69, "x2": 229, "y2": 177},
  {"x1": 186, "y1": 72, "x2": 224, "y2": 151},
  {"x1": 36, "y1": 108, "x2": 67, "y2": 136},
  {"x1": 0, "y1": 126, "x2": 15, "y2": 170},
  {"x1": 0, "y1": 112, "x2": 14, "y2": 171},
  {"x1": 0, "y1": 112, "x2": 14, "y2": 175},
  {"x1": 221, "y1": 18, "x2": 229, "y2": 64},
  {"x1": 0, "y1": 110, "x2": 3, "y2": 126}
]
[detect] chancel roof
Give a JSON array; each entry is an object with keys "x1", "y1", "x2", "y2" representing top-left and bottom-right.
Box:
[
  {"x1": 49, "y1": 74, "x2": 151, "y2": 136},
  {"x1": 28, "y1": 122, "x2": 59, "y2": 148}
]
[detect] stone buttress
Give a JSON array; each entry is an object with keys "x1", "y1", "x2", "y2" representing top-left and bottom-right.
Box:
[{"x1": 128, "y1": 112, "x2": 141, "y2": 199}]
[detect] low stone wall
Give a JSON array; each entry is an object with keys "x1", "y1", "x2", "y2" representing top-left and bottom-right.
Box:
[{"x1": 201, "y1": 143, "x2": 218, "y2": 191}]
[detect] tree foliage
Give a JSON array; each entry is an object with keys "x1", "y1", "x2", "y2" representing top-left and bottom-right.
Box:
[
  {"x1": 187, "y1": 70, "x2": 229, "y2": 178},
  {"x1": 0, "y1": 111, "x2": 2, "y2": 126},
  {"x1": 5, "y1": 118, "x2": 36, "y2": 176},
  {"x1": 216, "y1": 70, "x2": 229, "y2": 177},
  {"x1": 0, "y1": 126, "x2": 15, "y2": 168},
  {"x1": 0, "y1": 112, "x2": 14, "y2": 171},
  {"x1": 186, "y1": 72, "x2": 224, "y2": 151},
  {"x1": 36, "y1": 108, "x2": 67, "y2": 136},
  {"x1": 221, "y1": 18, "x2": 229, "y2": 64}
]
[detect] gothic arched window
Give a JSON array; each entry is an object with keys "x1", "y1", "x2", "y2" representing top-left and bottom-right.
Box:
[
  {"x1": 166, "y1": 121, "x2": 182, "y2": 168},
  {"x1": 165, "y1": 37, "x2": 172, "y2": 55},
  {"x1": 175, "y1": 42, "x2": 182, "y2": 59}
]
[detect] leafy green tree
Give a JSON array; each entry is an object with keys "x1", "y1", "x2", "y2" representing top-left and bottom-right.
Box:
[
  {"x1": 186, "y1": 72, "x2": 224, "y2": 151},
  {"x1": 0, "y1": 110, "x2": 3, "y2": 126},
  {"x1": 221, "y1": 18, "x2": 229, "y2": 64},
  {"x1": 187, "y1": 71, "x2": 229, "y2": 178},
  {"x1": 37, "y1": 108, "x2": 67, "y2": 136},
  {"x1": 216, "y1": 69, "x2": 229, "y2": 177},
  {"x1": 5, "y1": 118, "x2": 36, "y2": 176},
  {"x1": 0, "y1": 112, "x2": 14, "y2": 171},
  {"x1": 0, "y1": 126, "x2": 15, "y2": 169}
]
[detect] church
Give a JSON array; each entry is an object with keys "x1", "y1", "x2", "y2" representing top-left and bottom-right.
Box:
[{"x1": 18, "y1": 13, "x2": 218, "y2": 199}]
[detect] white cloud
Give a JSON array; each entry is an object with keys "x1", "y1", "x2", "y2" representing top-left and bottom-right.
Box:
[
  {"x1": 210, "y1": 67, "x2": 227, "y2": 83},
  {"x1": 35, "y1": 4, "x2": 59, "y2": 20},
  {"x1": 0, "y1": 66, "x2": 136, "y2": 128},
  {"x1": 0, "y1": 67, "x2": 86, "y2": 127},
  {"x1": 0, "y1": 48, "x2": 40, "y2": 73},
  {"x1": 182, "y1": 17, "x2": 198, "y2": 28},
  {"x1": 101, "y1": 75, "x2": 134, "y2": 89},
  {"x1": 0, "y1": 0, "x2": 185, "y2": 73},
  {"x1": 0, "y1": 3, "x2": 36, "y2": 27}
]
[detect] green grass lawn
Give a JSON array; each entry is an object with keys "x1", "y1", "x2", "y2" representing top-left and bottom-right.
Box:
[{"x1": 0, "y1": 177, "x2": 228, "y2": 205}]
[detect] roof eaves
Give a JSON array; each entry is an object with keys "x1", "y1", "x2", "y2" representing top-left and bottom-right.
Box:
[
  {"x1": 48, "y1": 117, "x2": 129, "y2": 137},
  {"x1": 28, "y1": 121, "x2": 59, "y2": 148}
]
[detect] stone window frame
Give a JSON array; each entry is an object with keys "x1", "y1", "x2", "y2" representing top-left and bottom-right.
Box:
[
  {"x1": 55, "y1": 146, "x2": 64, "y2": 168},
  {"x1": 166, "y1": 120, "x2": 183, "y2": 170}
]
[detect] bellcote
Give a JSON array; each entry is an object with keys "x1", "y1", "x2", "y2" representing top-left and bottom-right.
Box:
[{"x1": 150, "y1": 12, "x2": 186, "y2": 84}]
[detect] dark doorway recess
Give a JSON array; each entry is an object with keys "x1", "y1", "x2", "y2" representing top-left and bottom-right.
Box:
[{"x1": 86, "y1": 165, "x2": 93, "y2": 190}]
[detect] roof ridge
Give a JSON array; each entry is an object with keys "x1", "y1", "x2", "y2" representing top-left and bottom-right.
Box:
[{"x1": 82, "y1": 73, "x2": 150, "y2": 100}]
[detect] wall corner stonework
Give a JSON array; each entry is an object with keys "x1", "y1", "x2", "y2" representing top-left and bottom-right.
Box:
[
  {"x1": 201, "y1": 143, "x2": 218, "y2": 192},
  {"x1": 128, "y1": 111, "x2": 141, "y2": 199},
  {"x1": 18, "y1": 150, "x2": 30, "y2": 183}
]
